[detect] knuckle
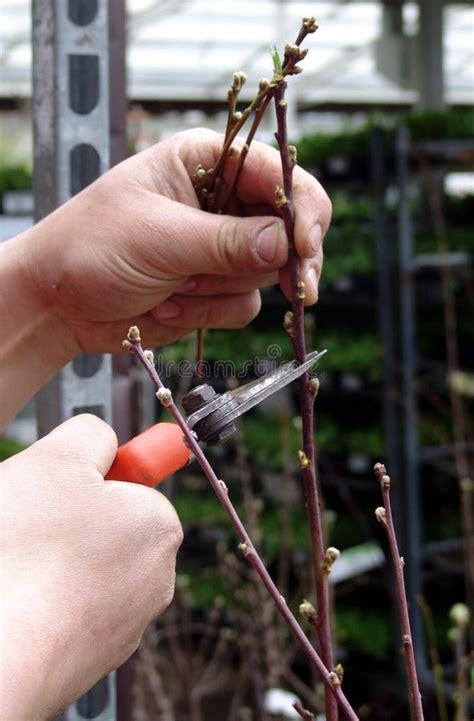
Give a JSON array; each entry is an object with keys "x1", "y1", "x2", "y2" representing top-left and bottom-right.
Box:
[
  {"x1": 146, "y1": 492, "x2": 183, "y2": 550},
  {"x1": 158, "y1": 575, "x2": 177, "y2": 613},
  {"x1": 320, "y1": 187, "x2": 333, "y2": 229},
  {"x1": 216, "y1": 218, "x2": 240, "y2": 271},
  {"x1": 166, "y1": 515, "x2": 184, "y2": 552}
]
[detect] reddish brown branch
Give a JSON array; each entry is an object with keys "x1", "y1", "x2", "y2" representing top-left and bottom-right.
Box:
[
  {"x1": 124, "y1": 327, "x2": 359, "y2": 721},
  {"x1": 293, "y1": 700, "x2": 315, "y2": 719},
  {"x1": 273, "y1": 79, "x2": 338, "y2": 721},
  {"x1": 374, "y1": 463, "x2": 424, "y2": 720}
]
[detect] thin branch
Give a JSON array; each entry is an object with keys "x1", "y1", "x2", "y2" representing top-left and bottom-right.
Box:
[
  {"x1": 293, "y1": 701, "x2": 315, "y2": 719},
  {"x1": 374, "y1": 462, "x2": 424, "y2": 720},
  {"x1": 273, "y1": 75, "x2": 338, "y2": 721},
  {"x1": 123, "y1": 327, "x2": 359, "y2": 721}
]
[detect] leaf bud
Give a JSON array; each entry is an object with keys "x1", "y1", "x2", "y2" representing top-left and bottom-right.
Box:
[
  {"x1": 303, "y1": 16, "x2": 319, "y2": 33},
  {"x1": 298, "y1": 450, "x2": 310, "y2": 470},
  {"x1": 156, "y1": 387, "x2": 173, "y2": 407},
  {"x1": 299, "y1": 599, "x2": 317, "y2": 622},
  {"x1": 127, "y1": 325, "x2": 141, "y2": 343},
  {"x1": 449, "y1": 602, "x2": 470, "y2": 628},
  {"x1": 296, "y1": 280, "x2": 306, "y2": 300},
  {"x1": 375, "y1": 506, "x2": 387, "y2": 525},
  {"x1": 232, "y1": 71, "x2": 247, "y2": 92},
  {"x1": 274, "y1": 184, "x2": 288, "y2": 208}
]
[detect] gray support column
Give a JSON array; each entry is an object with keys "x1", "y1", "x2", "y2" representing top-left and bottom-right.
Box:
[
  {"x1": 382, "y1": 0, "x2": 403, "y2": 35},
  {"x1": 416, "y1": 0, "x2": 445, "y2": 109},
  {"x1": 396, "y1": 127, "x2": 427, "y2": 673},
  {"x1": 33, "y1": 0, "x2": 113, "y2": 435},
  {"x1": 32, "y1": 1, "x2": 117, "y2": 719},
  {"x1": 375, "y1": 0, "x2": 412, "y2": 89}
]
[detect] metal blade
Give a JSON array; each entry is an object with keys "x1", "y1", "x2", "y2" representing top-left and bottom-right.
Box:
[
  {"x1": 228, "y1": 349, "x2": 327, "y2": 419},
  {"x1": 184, "y1": 349, "x2": 327, "y2": 444}
]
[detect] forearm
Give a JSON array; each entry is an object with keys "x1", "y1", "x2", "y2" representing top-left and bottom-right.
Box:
[{"x1": 0, "y1": 232, "x2": 75, "y2": 430}]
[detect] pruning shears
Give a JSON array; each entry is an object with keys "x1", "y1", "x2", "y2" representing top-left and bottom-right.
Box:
[{"x1": 106, "y1": 349, "x2": 326, "y2": 487}]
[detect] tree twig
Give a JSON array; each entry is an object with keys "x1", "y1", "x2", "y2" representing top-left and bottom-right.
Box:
[
  {"x1": 123, "y1": 326, "x2": 359, "y2": 721},
  {"x1": 273, "y1": 64, "x2": 339, "y2": 721},
  {"x1": 374, "y1": 462, "x2": 424, "y2": 720}
]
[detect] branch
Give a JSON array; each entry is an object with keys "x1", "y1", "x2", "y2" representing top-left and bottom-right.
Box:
[
  {"x1": 123, "y1": 326, "x2": 359, "y2": 721},
  {"x1": 273, "y1": 74, "x2": 339, "y2": 721},
  {"x1": 374, "y1": 463, "x2": 424, "y2": 720}
]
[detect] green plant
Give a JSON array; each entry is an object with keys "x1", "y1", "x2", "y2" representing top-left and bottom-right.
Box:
[{"x1": 0, "y1": 437, "x2": 25, "y2": 461}]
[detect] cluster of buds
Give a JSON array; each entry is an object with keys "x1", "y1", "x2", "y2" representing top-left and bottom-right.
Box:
[
  {"x1": 303, "y1": 16, "x2": 319, "y2": 34},
  {"x1": 374, "y1": 462, "x2": 391, "y2": 490},
  {"x1": 283, "y1": 43, "x2": 309, "y2": 75},
  {"x1": 284, "y1": 43, "x2": 309, "y2": 65}
]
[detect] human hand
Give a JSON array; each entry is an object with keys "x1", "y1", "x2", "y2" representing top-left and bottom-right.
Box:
[
  {"x1": 20, "y1": 128, "x2": 331, "y2": 355},
  {"x1": 0, "y1": 415, "x2": 182, "y2": 720}
]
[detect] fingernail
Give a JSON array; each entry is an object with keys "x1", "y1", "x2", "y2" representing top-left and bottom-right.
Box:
[
  {"x1": 256, "y1": 223, "x2": 280, "y2": 264},
  {"x1": 305, "y1": 267, "x2": 319, "y2": 300},
  {"x1": 153, "y1": 299, "x2": 181, "y2": 320},
  {"x1": 309, "y1": 223, "x2": 322, "y2": 254}
]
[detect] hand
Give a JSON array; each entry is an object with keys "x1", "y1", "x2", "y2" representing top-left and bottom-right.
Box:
[
  {"x1": 0, "y1": 415, "x2": 182, "y2": 720},
  {"x1": 20, "y1": 128, "x2": 331, "y2": 353}
]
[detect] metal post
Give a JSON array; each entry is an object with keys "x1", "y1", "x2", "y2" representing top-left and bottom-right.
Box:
[
  {"x1": 375, "y1": 0, "x2": 412, "y2": 89},
  {"x1": 33, "y1": 1, "x2": 117, "y2": 719},
  {"x1": 370, "y1": 128, "x2": 401, "y2": 501},
  {"x1": 416, "y1": 0, "x2": 445, "y2": 110},
  {"x1": 396, "y1": 126, "x2": 427, "y2": 672}
]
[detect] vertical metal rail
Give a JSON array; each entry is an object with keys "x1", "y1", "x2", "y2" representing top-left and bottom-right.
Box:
[
  {"x1": 396, "y1": 127, "x2": 426, "y2": 672},
  {"x1": 33, "y1": 1, "x2": 117, "y2": 719},
  {"x1": 370, "y1": 128, "x2": 401, "y2": 500}
]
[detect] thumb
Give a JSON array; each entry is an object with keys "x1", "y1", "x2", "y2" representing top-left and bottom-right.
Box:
[
  {"x1": 39, "y1": 414, "x2": 118, "y2": 477},
  {"x1": 157, "y1": 200, "x2": 289, "y2": 276}
]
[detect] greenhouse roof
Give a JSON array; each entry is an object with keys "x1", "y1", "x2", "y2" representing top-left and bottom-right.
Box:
[{"x1": 0, "y1": 1, "x2": 473, "y2": 108}]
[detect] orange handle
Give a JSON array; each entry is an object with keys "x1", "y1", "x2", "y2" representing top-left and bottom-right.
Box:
[{"x1": 105, "y1": 422, "x2": 191, "y2": 487}]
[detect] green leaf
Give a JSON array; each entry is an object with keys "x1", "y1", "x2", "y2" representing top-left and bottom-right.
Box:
[{"x1": 269, "y1": 44, "x2": 281, "y2": 73}]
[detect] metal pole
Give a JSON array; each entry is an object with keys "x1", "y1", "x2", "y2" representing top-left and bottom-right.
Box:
[
  {"x1": 396, "y1": 126, "x2": 427, "y2": 672},
  {"x1": 416, "y1": 0, "x2": 445, "y2": 110},
  {"x1": 33, "y1": 1, "x2": 117, "y2": 719},
  {"x1": 371, "y1": 127, "x2": 401, "y2": 496}
]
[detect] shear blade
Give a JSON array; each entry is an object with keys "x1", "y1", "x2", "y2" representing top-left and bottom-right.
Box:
[{"x1": 226, "y1": 348, "x2": 327, "y2": 421}]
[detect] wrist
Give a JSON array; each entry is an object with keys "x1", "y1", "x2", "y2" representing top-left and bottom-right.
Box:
[{"x1": 0, "y1": 232, "x2": 79, "y2": 428}]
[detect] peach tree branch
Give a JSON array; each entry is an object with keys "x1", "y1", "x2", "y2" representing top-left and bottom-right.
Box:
[
  {"x1": 273, "y1": 54, "x2": 339, "y2": 721},
  {"x1": 374, "y1": 462, "x2": 424, "y2": 720},
  {"x1": 123, "y1": 325, "x2": 360, "y2": 721}
]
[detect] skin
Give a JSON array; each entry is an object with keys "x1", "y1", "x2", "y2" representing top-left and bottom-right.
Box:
[{"x1": 0, "y1": 129, "x2": 331, "y2": 719}]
